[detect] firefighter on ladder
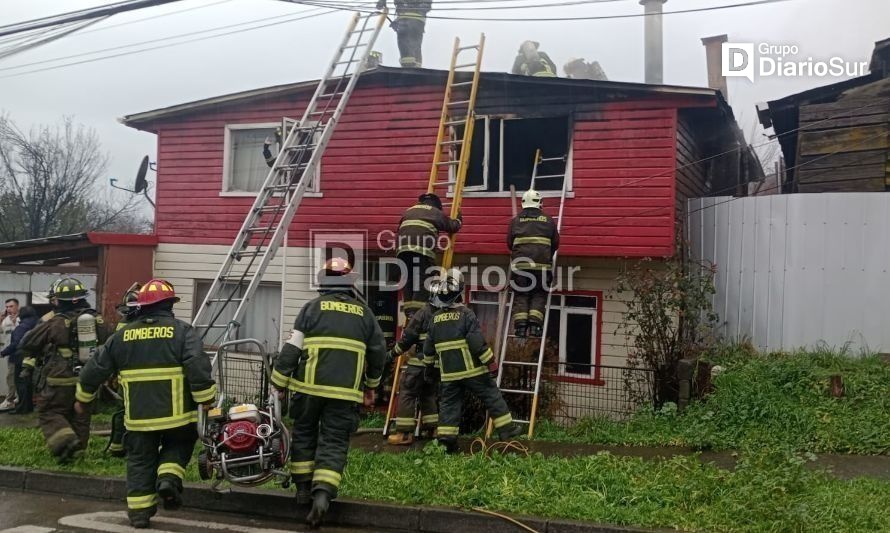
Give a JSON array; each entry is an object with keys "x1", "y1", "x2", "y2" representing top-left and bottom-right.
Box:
[
  {"x1": 271, "y1": 257, "x2": 387, "y2": 528},
  {"x1": 106, "y1": 282, "x2": 143, "y2": 458},
  {"x1": 423, "y1": 269, "x2": 521, "y2": 453},
  {"x1": 19, "y1": 278, "x2": 109, "y2": 464},
  {"x1": 508, "y1": 189, "x2": 559, "y2": 338},
  {"x1": 75, "y1": 279, "x2": 216, "y2": 529},
  {"x1": 386, "y1": 302, "x2": 439, "y2": 445},
  {"x1": 377, "y1": 1, "x2": 432, "y2": 68},
  {"x1": 396, "y1": 192, "x2": 462, "y2": 319}
]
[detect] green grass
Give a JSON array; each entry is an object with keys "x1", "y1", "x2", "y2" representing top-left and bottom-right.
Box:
[
  {"x1": 536, "y1": 347, "x2": 890, "y2": 454},
  {"x1": 1, "y1": 424, "x2": 887, "y2": 532}
]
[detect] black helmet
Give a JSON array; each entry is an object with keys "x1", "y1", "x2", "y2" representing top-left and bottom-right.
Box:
[
  {"x1": 53, "y1": 277, "x2": 88, "y2": 301},
  {"x1": 418, "y1": 192, "x2": 442, "y2": 210},
  {"x1": 116, "y1": 282, "x2": 142, "y2": 317},
  {"x1": 429, "y1": 268, "x2": 464, "y2": 308}
]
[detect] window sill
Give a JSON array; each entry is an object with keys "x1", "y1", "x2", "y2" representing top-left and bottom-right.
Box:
[
  {"x1": 449, "y1": 190, "x2": 575, "y2": 199},
  {"x1": 219, "y1": 191, "x2": 324, "y2": 198},
  {"x1": 547, "y1": 374, "x2": 606, "y2": 386}
]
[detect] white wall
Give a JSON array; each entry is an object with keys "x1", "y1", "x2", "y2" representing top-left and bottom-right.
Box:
[{"x1": 688, "y1": 193, "x2": 890, "y2": 353}]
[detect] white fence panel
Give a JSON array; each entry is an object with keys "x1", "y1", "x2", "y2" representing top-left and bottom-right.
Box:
[{"x1": 688, "y1": 193, "x2": 890, "y2": 353}]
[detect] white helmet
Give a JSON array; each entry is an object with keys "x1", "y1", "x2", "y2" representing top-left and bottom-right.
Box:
[{"x1": 521, "y1": 189, "x2": 543, "y2": 209}]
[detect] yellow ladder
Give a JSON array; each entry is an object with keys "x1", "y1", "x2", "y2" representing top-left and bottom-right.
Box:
[
  {"x1": 427, "y1": 33, "x2": 485, "y2": 269},
  {"x1": 383, "y1": 34, "x2": 485, "y2": 438}
]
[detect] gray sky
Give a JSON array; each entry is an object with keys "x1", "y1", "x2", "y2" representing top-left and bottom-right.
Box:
[{"x1": 1, "y1": 0, "x2": 888, "y2": 214}]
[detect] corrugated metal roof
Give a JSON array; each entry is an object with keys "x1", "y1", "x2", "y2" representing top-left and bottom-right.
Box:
[{"x1": 0, "y1": 233, "x2": 87, "y2": 250}]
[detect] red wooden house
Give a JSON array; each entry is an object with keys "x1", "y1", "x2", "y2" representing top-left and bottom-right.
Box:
[{"x1": 122, "y1": 66, "x2": 757, "y2": 411}]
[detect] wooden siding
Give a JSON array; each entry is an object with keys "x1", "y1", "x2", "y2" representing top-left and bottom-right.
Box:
[
  {"x1": 796, "y1": 98, "x2": 890, "y2": 193},
  {"x1": 674, "y1": 114, "x2": 710, "y2": 222},
  {"x1": 151, "y1": 80, "x2": 711, "y2": 257}
]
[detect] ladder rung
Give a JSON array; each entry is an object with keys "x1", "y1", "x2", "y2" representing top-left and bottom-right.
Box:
[
  {"x1": 244, "y1": 227, "x2": 271, "y2": 233},
  {"x1": 193, "y1": 323, "x2": 229, "y2": 329},
  {"x1": 350, "y1": 27, "x2": 372, "y2": 35},
  {"x1": 255, "y1": 205, "x2": 283, "y2": 213},
  {"x1": 457, "y1": 45, "x2": 479, "y2": 52},
  {"x1": 454, "y1": 62, "x2": 476, "y2": 69},
  {"x1": 444, "y1": 119, "x2": 466, "y2": 126},
  {"x1": 437, "y1": 160, "x2": 460, "y2": 166},
  {"x1": 450, "y1": 81, "x2": 474, "y2": 88},
  {"x1": 447, "y1": 100, "x2": 470, "y2": 107},
  {"x1": 341, "y1": 43, "x2": 365, "y2": 50},
  {"x1": 503, "y1": 361, "x2": 538, "y2": 366},
  {"x1": 284, "y1": 144, "x2": 317, "y2": 151},
  {"x1": 500, "y1": 388, "x2": 535, "y2": 395},
  {"x1": 541, "y1": 156, "x2": 567, "y2": 162},
  {"x1": 319, "y1": 92, "x2": 345, "y2": 99},
  {"x1": 513, "y1": 418, "x2": 530, "y2": 424},
  {"x1": 432, "y1": 179, "x2": 458, "y2": 187},
  {"x1": 534, "y1": 174, "x2": 565, "y2": 180},
  {"x1": 206, "y1": 298, "x2": 243, "y2": 303},
  {"x1": 335, "y1": 59, "x2": 360, "y2": 65},
  {"x1": 439, "y1": 139, "x2": 463, "y2": 145}
]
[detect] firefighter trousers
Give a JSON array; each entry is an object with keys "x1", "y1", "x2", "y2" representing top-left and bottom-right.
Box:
[
  {"x1": 288, "y1": 394, "x2": 359, "y2": 498},
  {"x1": 394, "y1": 16, "x2": 425, "y2": 67},
  {"x1": 397, "y1": 251, "x2": 434, "y2": 316},
  {"x1": 125, "y1": 424, "x2": 197, "y2": 517},
  {"x1": 394, "y1": 364, "x2": 439, "y2": 433},
  {"x1": 38, "y1": 384, "x2": 91, "y2": 459},
  {"x1": 438, "y1": 374, "x2": 513, "y2": 439},
  {"x1": 511, "y1": 270, "x2": 551, "y2": 327}
]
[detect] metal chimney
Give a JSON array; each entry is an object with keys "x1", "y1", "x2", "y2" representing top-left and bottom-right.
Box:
[
  {"x1": 640, "y1": 0, "x2": 667, "y2": 84},
  {"x1": 701, "y1": 34, "x2": 729, "y2": 98}
]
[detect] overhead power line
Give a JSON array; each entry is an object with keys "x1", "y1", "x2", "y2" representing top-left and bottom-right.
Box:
[
  {"x1": 0, "y1": 0, "x2": 185, "y2": 38},
  {"x1": 294, "y1": 0, "x2": 796, "y2": 21}
]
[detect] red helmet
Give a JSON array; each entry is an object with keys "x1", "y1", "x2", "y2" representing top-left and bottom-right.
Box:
[{"x1": 136, "y1": 279, "x2": 180, "y2": 306}]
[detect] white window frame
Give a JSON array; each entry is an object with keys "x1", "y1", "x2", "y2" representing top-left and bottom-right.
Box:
[
  {"x1": 451, "y1": 115, "x2": 575, "y2": 199},
  {"x1": 221, "y1": 122, "x2": 323, "y2": 198},
  {"x1": 467, "y1": 289, "x2": 598, "y2": 378},
  {"x1": 550, "y1": 294, "x2": 599, "y2": 379}
]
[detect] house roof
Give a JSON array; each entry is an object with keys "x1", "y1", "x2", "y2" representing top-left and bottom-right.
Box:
[
  {"x1": 120, "y1": 65, "x2": 725, "y2": 129},
  {"x1": 0, "y1": 232, "x2": 157, "y2": 265}
]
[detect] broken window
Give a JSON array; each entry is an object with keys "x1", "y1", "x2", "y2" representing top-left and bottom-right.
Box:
[{"x1": 456, "y1": 116, "x2": 570, "y2": 194}]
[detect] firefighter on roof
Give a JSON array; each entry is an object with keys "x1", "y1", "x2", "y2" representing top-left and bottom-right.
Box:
[
  {"x1": 75, "y1": 279, "x2": 216, "y2": 529},
  {"x1": 271, "y1": 257, "x2": 387, "y2": 528},
  {"x1": 511, "y1": 40, "x2": 557, "y2": 78},
  {"x1": 377, "y1": 0, "x2": 432, "y2": 68},
  {"x1": 396, "y1": 192, "x2": 462, "y2": 318},
  {"x1": 423, "y1": 269, "x2": 521, "y2": 453},
  {"x1": 508, "y1": 189, "x2": 559, "y2": 338},
  {"x1": 20, "y1": 278, "x2": 109, "y2": 464},
  {"x1": 387, "y1": 302, "x2": 439, "y2": 445}
]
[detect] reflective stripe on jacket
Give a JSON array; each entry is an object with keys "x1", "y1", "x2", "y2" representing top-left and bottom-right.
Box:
[
  {"x1": 397, "y1": 204, "x2": 461, "y2": 258},
  {"x1": 423, "y1": 305, "x2": 493, "y2": 382},
  {"x1": 76, "y1": 310, "x2": 215, "y2": 432},
  {"x1": 508, "y1": 207, "x2": 559, "y2": 270},
  {"x1": 272, "y1": 290, "x2": 387, "y2": 403}
]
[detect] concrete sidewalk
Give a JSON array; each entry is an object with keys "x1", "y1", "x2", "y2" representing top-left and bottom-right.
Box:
[{"x1": 0, "y1": 466, "x2": 650, "y2": 533}]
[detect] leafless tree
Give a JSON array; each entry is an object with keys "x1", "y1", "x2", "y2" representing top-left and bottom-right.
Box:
[{"x1": 0, "y1": 114, "x2": 148, "y2": 241}]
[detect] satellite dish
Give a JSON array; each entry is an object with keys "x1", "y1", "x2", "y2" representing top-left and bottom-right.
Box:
[{"x1": 134, "y1": 155, "x2": 149, "y2": 193}]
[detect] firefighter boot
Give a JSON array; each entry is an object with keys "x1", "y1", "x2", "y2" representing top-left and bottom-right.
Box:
[
  {"x1": 306, "y1": 488, "x2": 332, "y2": 529},
  {"x1": 295, "y1": 481, "x2": 312, "y2": 506},
  {"x1": 387, "y1": 431, "x2": 414, "y2": 445},
  {"x1": 157, "y1": 478, "x2": 183, "y2": 511},
  {"x1": 128, "y1": 507, "x2": 157, "y2": 529},
  {"x1": 438, "y1": 437, "x2": 459, "y2": 454},
  {"x1": 528, "y1": 324, "x2": 543, "y2": 338},
  {"x1": 514, "y1": 325, "x2": 528, "y2": 338},
  {"x1": 56, "y1": 439, "x2": 82, "y2": 465},
  {"x1": 498, "y1": 423, "x2": 523, "y2": 441}
]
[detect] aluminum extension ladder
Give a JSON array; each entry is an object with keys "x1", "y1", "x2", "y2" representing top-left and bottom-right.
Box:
[
  {"x1": 383, "y1": 34, "x2": 485, "y2": 437},
  {"x1": 192, "y1": 11, "x2": 387, "y2": 348},
  {"x1": 486, "y1": 149, "x2": 569, "y2": 439}
]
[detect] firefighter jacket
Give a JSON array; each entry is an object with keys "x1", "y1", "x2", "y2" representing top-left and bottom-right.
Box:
[
  {"x1": 423, "y1": 304, "x2": 494, "y2": 382},
  {"x1": 21, "y1": 308, "x2": 109, "y2": 388},
  {"x1": 394, "y1": 0, "x2": 432, "y2": 20},
  {"x1": 397, "y1": 204, "x2": 462, "y2": 259},
  {"x1": 511, "y1": 51, "x2": 558, "y2": 77},
  {"x1": 507, "y1": 207, "x2": 560, "y2": 271},
  {"x1": 75, "y1": 309, "x2": 216, "y2": 432},
  {"x1": 393, "y1": 303, "x2": 434, "y2": 368},
  {"x1": 370, "y1": 295, "x2": 397, "y2": 343},
  {"x1": 272, "y1": 289, "x2": 387, "y2": 403}
]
